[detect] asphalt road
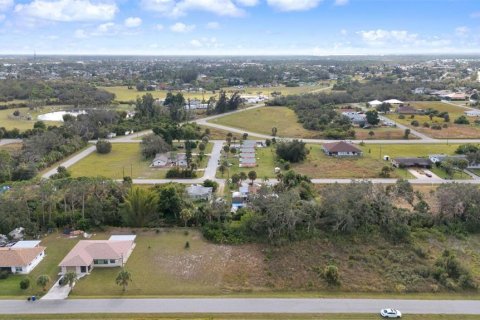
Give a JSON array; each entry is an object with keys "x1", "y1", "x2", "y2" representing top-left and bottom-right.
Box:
[
  {"x1": 42, "y1": 145, "x2": 96, "y2": 178},
  {"x1": 1, "y1": 298, "x2": 480, "y2": 315}
]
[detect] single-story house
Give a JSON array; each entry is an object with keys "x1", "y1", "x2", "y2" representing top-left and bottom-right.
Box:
[
  {"x1": 186, "y1": 185, "x2": 213, "y2": 201},
  {"x1": 241, "y1": 140, "x2": 257, "y2": 147},
  {"x1": 368, "y1": 100, "x2": 383, "y2": 107},
  {"x1": 150, "y1": 152, "x2": 188, "y2": 168},
  {"x1": 383, "y1": 99, "x2": 404, "y2": 105},
  {"x1": 396, "y1": 105, "x2": 423, "y2": 115},
  {"x1": 392, "y1": 157, "x2": 433, "y2": 168},
  {"x1": 322, "y1": 141, "x2": 362, "y2": 157},
  {"x1": 0, "y1": 241, "x2": 46, "y2": 274},
  {"x1": 342, "y1": 111, "x2": 367, "y2": 126},
  {"x1": 240, "y1": 147, "x2": 256, "y2": 154},
  {"x1": 446, "y1": 92, "x2": 467, "y2": 101},
  {"x1": 429, "y1": 154, "x2": 480, "y2": 169},
  {"x1": 239, "y1": 158, "x2": 257, "y2": 168},
  {"x1": 59, "y1": 235, "x2": 136, "y2": 275},
  {"x1": 239, "y1": 152, "x2": 256, "y2": 158}
]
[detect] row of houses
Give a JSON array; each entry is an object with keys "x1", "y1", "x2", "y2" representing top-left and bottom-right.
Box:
[
  {"x1": 238, "y1": 140, "x2": 257, "y2": 168},
  {"x1": 150, "y1": 152, "x2": 188, "y2": 168}
]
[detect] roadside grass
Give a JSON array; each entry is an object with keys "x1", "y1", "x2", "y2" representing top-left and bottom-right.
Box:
[
  {"x1": 36, "y1": 145, "x2": 91, "y2": 178},
  {"x1": 2, "y1": 314, "x2": 480, "y2": 320},
  {"x1": 0, "y1": 142, "x2": 22, "y2": 154},
  {"x1": 210, "y1": 106, "x2": 408, "y2": 140},
  {"x1": 0, "y1": 232, "x2": 81, "y2": 298},
  {"x1": 430, "y1": 167, "x2": 471, "y2": 180},
  {"x1": 386, "y1": 101, "x2": 480, "y2": 139},
  {"x1": 69, "y1": 143, "x2": 206, "y2": 180},
  {"x1": 197, "y1": 124, "x2": 264, "y2": 140},
  {"x1": 216, "y1": 146, "x2": 278, "y2": 179},
  {"x1": 0, "y1": 106, "x2": 64, "y2": 131},
  {"x1": 100, "y1": 86, "x2": 218, "y2": 102},
  {"x1": 172, "y1": 141, "x2": 214, "y2": 154},
  {"x1": 224, "y1": 82, "x2": 330, "y2": 96}
]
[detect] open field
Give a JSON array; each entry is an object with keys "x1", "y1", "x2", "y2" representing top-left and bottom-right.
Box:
[
  {"x1": 101, "y1": 86, "x2": 219, "y2": 102},
  {"x1": 72, "y1": 229, "x2": 266, "y2": 296},
  {"x1": 2, "y1": 314, "x2": 480, "y2": 320},
  {"x1": 69, "y1": 143, "x2": 206, "y2": 180},
  {"x1": 197, "y1": 124, "x2": 264, "y2": 140},
  {"x1": 0, "y1": 106, "x2": 65, "y2": 131},
  {"x1": 430, "y1": 167, "x2": 471, "y2": 180},
  {"x1": 386, "y1": 101, "x2": 480, "y2": 139},
  {"x1": 0, "y1": 233, "x2": 81, "y2": 297},
  {"x1": 210, "y1": 106, "x2": 407, "y2": 139},
  {"x1": 217, "y1": 146, "x2": 278, "y2": 179},
  {"x1": 224, "y1": 83, "x2": 331, "y2": 96},
  {"x1": 0, "y1": 142, "x2": 22, "y2": 155}
]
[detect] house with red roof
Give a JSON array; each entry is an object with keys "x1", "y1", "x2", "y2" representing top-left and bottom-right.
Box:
[{"x1": 322, "y1": 141, "x2": 362, "y2": 157}]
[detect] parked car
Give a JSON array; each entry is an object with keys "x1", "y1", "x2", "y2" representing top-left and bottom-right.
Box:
[{"x1": 381, "y1": 308, "x2": 402, "y2": 318}]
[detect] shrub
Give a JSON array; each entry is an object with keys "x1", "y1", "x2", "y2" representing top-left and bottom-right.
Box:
[
  {"x1": 323, "y1": 265, "x2": 340, "y2": 286},
  {"x1": 431, "y1": 124, "x2": 442, "y2": 130},
  {"x1": 454, "y1": 116, "x2": 470, "y2": 125},
  {"x1": 96, "y1": 140, "x2": 112, "y2": 154},
  {"x1": 166, "y1": 167, "x2": 197, "y2": 178},
  {"x1": 423, "y1": 122, "x2": 430, "y2": 128},
  {"x1": 398, "y1": 114, "x2": 405, "y2": 119},
  {"x1": 411, "y1": 120, "x2": 419, "y2": 127},
  {"x1": 19, "y1": 278, "x2": 30, "y2": 290},
  {"x1": 185, "y1": 241, "x2": 190, "y2": 249},
  {"x1": 276, "y1": 140, "x2": 308, "y2": 163}
]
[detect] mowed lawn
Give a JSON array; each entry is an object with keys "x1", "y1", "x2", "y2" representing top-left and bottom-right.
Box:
[
  {"x1": 217, "y1": 146, "x2": 278, "y2": 179},
  {"x1": 72, "y1": 229, "x2": 266, "y2": 296},
  {"x1": 210, "y1": 106, "x2": 408, "y2": 140},
  {"x1": 0, "y1": 106, "x2": 63, "y2": 131},
  {"x1": 223, "y1": 83, "x2": 330, "y2": 96},
  {"x1": 292, "y1": 143, "x2": 463, "y2": 179},
  {"x1": 0, "y1": 233, "x2": 80, "y2": 298},
  {"x1": 100, "y1": 86, "x2": 218, "y2": 102},
  {"x1": 386, "y1": 101, "x2": 480, "y2": 139},
  {"x1": 69, "y1": 143, "x2": 206, "y2": 180}
]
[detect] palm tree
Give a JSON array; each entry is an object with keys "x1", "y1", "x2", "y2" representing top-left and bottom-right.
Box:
[
  {"x1": 122, "y1": 187, "x2": 158, "y2": 227},
  {"x1": 63, "y1": 272, "x2": 77, "y2": 291},
  {"x1": 116, "y1": 269, "x2": 132, "y2": 292},
  {"x1": 37, "y1": 275, "x2": 50, "y2": 291}
]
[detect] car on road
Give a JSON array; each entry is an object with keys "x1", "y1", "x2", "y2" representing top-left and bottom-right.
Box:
[{"x1": 381, "y1": 308, "x2": 402, "y2": 318}]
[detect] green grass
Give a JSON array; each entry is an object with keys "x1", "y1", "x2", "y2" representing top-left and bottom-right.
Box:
[
  {"x1": 430, "y1": 167, "x2": 471, "y2": 180},
  {"x1": 69, "y1": 143, "x2": 206, "y2": 180},
  {"x1": 2, "y1": 314, "x2": 480, "y2": 320},
  {"x1": 224, "y1": 82, "x2": 331, "y2": 96},
  {"x1": 217, "y1": 146, "x2": 278, "y2": 178},
  {"x1": 0, "y1": 232, "x2": 80, "y2": 297},
  {"x1": 100, "y1": 86, "x2": 217, "y2": 102},
  {"x1": 172, "y1": 142, "x2": 214, "y2": 154},
  {"x1": 0, "y1": 106, "x2": 65, "y2": 131}
]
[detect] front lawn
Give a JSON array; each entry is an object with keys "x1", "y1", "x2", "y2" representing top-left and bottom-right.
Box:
[{"x1": 216, "y1": 146, "x2": 278, "y2": 179}]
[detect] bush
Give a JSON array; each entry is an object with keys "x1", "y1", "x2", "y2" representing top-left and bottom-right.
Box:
[
  {"x1": 96, "y1": 140, "x2": 112, "y2": 154},
  {"x1": 166, "y1": 167, "x2": 197, "y2": 178},
  {"x1": 411, "y1": 120, "x2": 419, "y2": 127},
  {"x1": 398, "y1": 114, "x2": 405, "y2": 119},
  {"x1": 454, "y1": 116, "x2": 470, "y2": 125},
  {"x1": 423, "y1": 122, "x2": 430, "y2": 128},
  {"x1": 276, "y1": 140, "x2": 308, "y2": 163},
  {"x1": 20, "y1": 278, "x2": 30, "y2": 290},
  {"x1": 323, "y1": 265, "x2": 340, "y2": 286},
  {"x1": 0, "y1": 270, "x2": 10, "y2": 279},
  {"x1": 431, "y1": 124, "x2": 442, "y2": 130},
  {"x1": 203, "y1": 179, "x2": 218, "y2": 192}
]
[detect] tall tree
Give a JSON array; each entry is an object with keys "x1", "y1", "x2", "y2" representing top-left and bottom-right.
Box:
[
  {"x1": 122, "y1": 187, "x2": 158, "y2": 227},
  {"x1": 116, "y1": 269, "x2": 132, "y2": 292}
]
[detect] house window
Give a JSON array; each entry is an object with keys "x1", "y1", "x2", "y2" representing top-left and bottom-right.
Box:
[
  {"x1": 110, "y1": 259, "x2": 116, "y2": 264},
  {"x1": 93, "y1": 259, "x2": 109, "y2": 265},
  {"x1": 15, "y1": 267, "x2": 22, "y2": 272}
]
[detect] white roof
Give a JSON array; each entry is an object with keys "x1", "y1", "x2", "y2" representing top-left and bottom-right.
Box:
[
  {"x1": 383, "y1": 99, "x2": 404, "y2": 104},
  {"x1": 12, "y1": 240, "x2": 41, "y2": 248},
  {"x1": 109, "y1": 235, "x2": 137, "y2": 241},
  {"x1": 368, "y1": 100, "x2": 383, "y2": 105}
]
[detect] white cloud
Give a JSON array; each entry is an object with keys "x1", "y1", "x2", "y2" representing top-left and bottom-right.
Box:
[
  {"x1": 141, "y1": 0, "x2": 248, "y2": 17},
  {"x1": 124, "y1": 17, "x2": 142, "y2": 28},
  {"x1": 14, "y1": 0, "x2": 118, "y2": 22},
  {"x1": 74, "y1": 29, "x2": 88, "y2": 38},
  {"x1": 358, "y1": 29, "x2": 418, "y2": 44},
  {"x1": 206, "y1": 21, "x2": 220, "y2": 29},
  {"x1": 170, "y1": 22, "x2": 195, "y2": 32},
  {"x1": 235, "y1": 0, "x2": 258, "y2": 5},
  {"x1": 95, "y1": 22, "x2": 116, "y2": 34},
  {"x1": 266, "y1": 0, "x2": 322, "y2": 11},
  {"x1": 190, "y1": 37, "x2": 220, "y2": 49},
  {"x1": 334, "y1": 0, "x2": 348, "y2": 5},
  {"x1": 0, "y1": 0, "x2": 13, "y2": 12},
  {"x1": 455, "y1": 26, "x2": 469, "y2": 36},
  {"x1": 154, "y1": 24, "x2": 164, "y2": 31},
  {"x1": 190, "y1": 39, "x2": 202, "y2": 47}
]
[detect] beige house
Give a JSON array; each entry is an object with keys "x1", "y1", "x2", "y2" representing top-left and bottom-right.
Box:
[
  {"x1": 0, "y1": 241, "x2": 46, "y2": 274},
  {"x1": 59, "y1": 235, "x2": 136, "y2": 275}
]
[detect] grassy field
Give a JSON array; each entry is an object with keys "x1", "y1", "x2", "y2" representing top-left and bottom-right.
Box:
[
  {"x1": 0, "y1": 142, "x2": 22, "y2": 155},
  {"x1": 2, "y1": 314, "x2": 480, "y2": 320},
  {"x1": 430, "y1": 167, "x2": 471, "y2": 180},
  {"x1": 102, "y1": 84, "x2": 330, "y2": 102},
  {"x1": 210, "y1": 106, "x2": 406, "y2": 139},
  {"x1": 69, "y1": 143, "x2": 206, "y2": 180},
  {"x1": 386, "y1": 101, "x2": 480, "y2": 139},
  {"x1": 0, "y1": 232, "x2": 80, "y2": 297},
  {"x1": 197, "y1": 124, "x2": 264, "y2": 140},
  {"x1": 0, "y1": 106, "x2": 65, "y2": 131},
  {"x1": 217, "y1": 146, "x2": 278, "y2": 179}
]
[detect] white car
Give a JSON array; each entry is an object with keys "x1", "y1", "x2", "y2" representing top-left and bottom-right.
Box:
[{"x1": 381, "y1": 308, "x2": 402, "y2": 318}]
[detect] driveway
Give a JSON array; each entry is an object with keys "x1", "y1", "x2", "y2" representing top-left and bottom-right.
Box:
[
  {"x1": 41, "y1": 278, "x2": 72, "y2": 300},
  {"x1": 2, "y1": 298, "x2": 480, "y2": 315}
]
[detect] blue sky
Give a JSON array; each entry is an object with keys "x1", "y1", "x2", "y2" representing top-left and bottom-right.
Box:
[{"x1": 0, "y1": 0, "x2": 479, "y2": 55}]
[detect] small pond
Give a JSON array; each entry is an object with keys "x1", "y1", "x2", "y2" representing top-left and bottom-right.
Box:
[{"x1": 37, "y1": 110, "x2": 87, "y2": 122}]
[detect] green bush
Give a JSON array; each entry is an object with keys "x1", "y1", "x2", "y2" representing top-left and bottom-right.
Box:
[
  {"x1": 96, "y1": 140, "x2": 112, "y2": 154},
  {"x1": 19, "y1": 278, "x2": 30, "y2": 290},
  {"x1": 323, "y1": 265, "x2": 340, "y2": 286}
]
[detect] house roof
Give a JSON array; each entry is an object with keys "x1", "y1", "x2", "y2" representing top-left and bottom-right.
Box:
[
  {"x1": 0, "y1": 247, "x2": 45, "y2": 267},
  {"x1": 59, "y1": 240, "x2": 134, "y2": 267},
  {"x1": 322, "y1": 141, "x2": 362, "y2": 153},
  {"x1": 368, "y1": 100, "x2": 383, "y2": 105},
  {"x1": 240, "y1": 158, "x2": 256, "y2": 163},
  {"x1": 393, "y1": 157, "x2": 433, "y2": 166},
  {"x1": 186, "y1": 185, "x2": 212, "y2": 196},
  {"x1": 384, "y1": 99, "x2": 404, "y2": 104},
  {"x1": 12, "y1": 240, "x2": 41, "y2": 249}
]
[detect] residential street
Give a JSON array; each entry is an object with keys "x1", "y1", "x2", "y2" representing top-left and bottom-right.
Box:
[{"x1": 1, "y1": 298, "x2": 480, "y2": 315}]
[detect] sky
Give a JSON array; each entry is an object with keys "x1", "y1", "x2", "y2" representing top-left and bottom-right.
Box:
[{"x1": 0, "y1": 0, "x2": 479, "y2": 55}]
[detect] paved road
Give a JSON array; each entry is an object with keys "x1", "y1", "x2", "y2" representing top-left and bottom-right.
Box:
[
  {"x1": 378, "y1": 115, "x2": 432, "y2": 140},
  {"x1": 0, "y1": 138, "x2": 22, "y2": 146},
  {"x1": 1, "y1": 298, "x2": 480, "y2": 315},
  {"x1": 42, "y1": 146, "x2": 96, "y2": 178}
]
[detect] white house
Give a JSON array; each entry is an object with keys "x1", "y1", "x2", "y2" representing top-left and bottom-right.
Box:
[
  {"x1": 186, "y1": 185, "x2": 213, "y2": 201},
  {"x1": 0, "y1": 241, "x2": 46, "y2": 274},
  {"x1": 59, "y1": 235, "x2": 136, "y2": 275},
  {"x1": 368, "y1": 100, "x2": 383, "y2": 107},
  {"x1": 150, "y1": 152, "x2": 188, "y2": 168},
  {"x1": 383, "y1": 99, "x2": 404, "y2": 105}
]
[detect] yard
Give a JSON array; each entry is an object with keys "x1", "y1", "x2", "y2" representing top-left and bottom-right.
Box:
[
  {"x1": 217, "y1": 146, "x2": 278, "y2": 179},
  {"x1": 0, "y1": 106, "x2": 64, "y2": 131},
  {"x1": 100, "y1": 86, "x2": 218, "y2": 102},
  {"x1": 210, "y1": 106, "x2": 407, "y2": 139},
  {"x1": 223, "y1": 82, "x2": 331, "y2": 97},
  {"x1": 71, "y1": 229, "x2": 266, "y2": 297},
  {"x1": 386, "y1": 101, "x2": 480, "y2": 139},
  {"x1": 69, "y1": 143, "x2": 207, "y2": 180},
  {"x1": 0, "y1": 232, "x2": 81, "y2": 298}
]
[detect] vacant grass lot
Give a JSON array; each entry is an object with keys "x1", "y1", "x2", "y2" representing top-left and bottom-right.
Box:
[
  {"x1": 217, "y1": 146, "x2": 278, "y2": 179},
  {"x1": 72, "y1": 229, "x2": 266, "y2": 296},
  {"x1": 2, "y1": 314, "x2": 480, "y2": 320},
  {"x1": 224, "y1": 83, "x2": 330, "y2": 96},
  {"x1": 210, "y1": 107, "x2": 406, "y2": 139},
  {"x1": 0, "y1": 106, "x2": 64, "y2": 131},
  {"x1": 69, "y1": 143, "x2": 206, "y2": 180},
  {"x1": 386, "y1": 101, "x2": 480, "y2": 139},
  {"x1": 0, "y1": 232, "x2": 80, "y2": 298},
  {"x1": 100, "y1": 86, "x2": 218, "y2": 102}
]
